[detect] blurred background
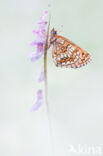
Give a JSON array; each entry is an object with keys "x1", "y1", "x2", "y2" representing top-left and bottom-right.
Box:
[{"x1": 0, "y1": 0, "x2": 103, "y2": 155}]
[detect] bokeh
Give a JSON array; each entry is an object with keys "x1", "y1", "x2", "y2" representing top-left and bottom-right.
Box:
[{"x1": 0, "y1": 0, "x2": 103, "y2": 155}]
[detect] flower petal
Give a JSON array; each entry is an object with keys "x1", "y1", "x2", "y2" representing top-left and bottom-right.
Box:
[
  {"x1": 38, "y1": 67, "x2": 44, "y2": 82},
  {"x1": 30, "y1": 11, "x2": 48, "y2": 61},
  {"x1": 30, "y1": 90, "x2": 43, "y2": 112},
  {"x1": 30, "y1": 41, "x2": 37, "y2": 47},
  {"x1": 30, "y1": 51, "x2": 42, "y2": 62}
]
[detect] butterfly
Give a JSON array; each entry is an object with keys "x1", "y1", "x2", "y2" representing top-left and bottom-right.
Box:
[{"x1": 49, "y1": 28, "x2": 91, "y2": 68}]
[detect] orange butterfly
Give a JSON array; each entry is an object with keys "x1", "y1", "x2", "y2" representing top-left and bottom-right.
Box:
[{"x1": 50, "y1": 28, "x2": 91, "y2": 68}]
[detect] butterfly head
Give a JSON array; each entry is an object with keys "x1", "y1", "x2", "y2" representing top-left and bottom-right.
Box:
[
  {"x1": 51, "y1": 28, "x2": 57, "y2": 36},
  {"x1": 50, "y1": 28, "x2": 57, "y2": 44}
]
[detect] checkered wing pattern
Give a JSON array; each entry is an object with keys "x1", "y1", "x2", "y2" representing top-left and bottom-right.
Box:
[{"x1": 52, "y1": 35, "x2": 91, "y2": 68}]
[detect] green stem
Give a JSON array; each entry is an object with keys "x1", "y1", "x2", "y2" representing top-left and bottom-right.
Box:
[
  {"x1": 44, "y1": 17, "x2": 50, "y2": 113},
  {"x1": 44, "y1": 17, "x2": 54, "y2": 156}
]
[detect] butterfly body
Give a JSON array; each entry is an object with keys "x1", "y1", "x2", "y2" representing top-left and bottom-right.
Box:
[{"x1": 50, "y1": 28, "x2": 91, "y2": 68}]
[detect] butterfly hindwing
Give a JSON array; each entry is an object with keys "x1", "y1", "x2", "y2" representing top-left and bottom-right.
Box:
[{"x1": 52, "y1": 35, "x2": 91, "y2": 68}]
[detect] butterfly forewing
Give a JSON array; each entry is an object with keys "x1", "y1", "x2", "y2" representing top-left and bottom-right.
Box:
[{"x1": 52, "y1": 35, "x2": 91, "y2": 68}]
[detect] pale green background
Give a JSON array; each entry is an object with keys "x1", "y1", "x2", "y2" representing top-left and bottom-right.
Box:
[{"x1": 0, "y1": 0, "x2": 103, "y2": 156}]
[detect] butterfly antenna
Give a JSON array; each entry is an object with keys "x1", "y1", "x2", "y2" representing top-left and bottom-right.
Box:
[{"x1": 58, "y1": 25, "x2": 63, "y2": 33}]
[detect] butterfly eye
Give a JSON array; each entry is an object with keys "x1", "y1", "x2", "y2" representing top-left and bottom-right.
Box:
[
  {"x1": 52, "y1": 31, "x2": 57, "y2": 35},
  {"x1": 53, "y1": 31, "x2": 57, "y2": 34}
]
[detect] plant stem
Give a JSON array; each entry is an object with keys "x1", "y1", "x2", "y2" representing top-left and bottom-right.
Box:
[
  {"x1": 44, "y1": 17, "x2": 54, "y2": 156},
  {"x1": 44, "y1": 17, "x2": 50, "y2": 114}
]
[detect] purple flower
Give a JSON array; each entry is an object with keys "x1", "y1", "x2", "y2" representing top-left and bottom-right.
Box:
[
  {"x1": 30, "y1": 90, "x2": 43, "y2": 112},
  {"x1": 30, "y1": 11, "x2": 48, "y2": 62},
  {"x1": 30, "y1": 42, "x2": 44, "y2": 62},
  {"x1": 38, "y1": 67, "x2": 44, "y2": 82},
  {"x1": 30, "y1": 11, "x2": 48, "y2": 112}
]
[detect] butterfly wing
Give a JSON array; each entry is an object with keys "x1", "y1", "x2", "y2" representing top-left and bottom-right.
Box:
[{"x1": 52, "y1": 35, "x2": 91, "y2": 68}]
